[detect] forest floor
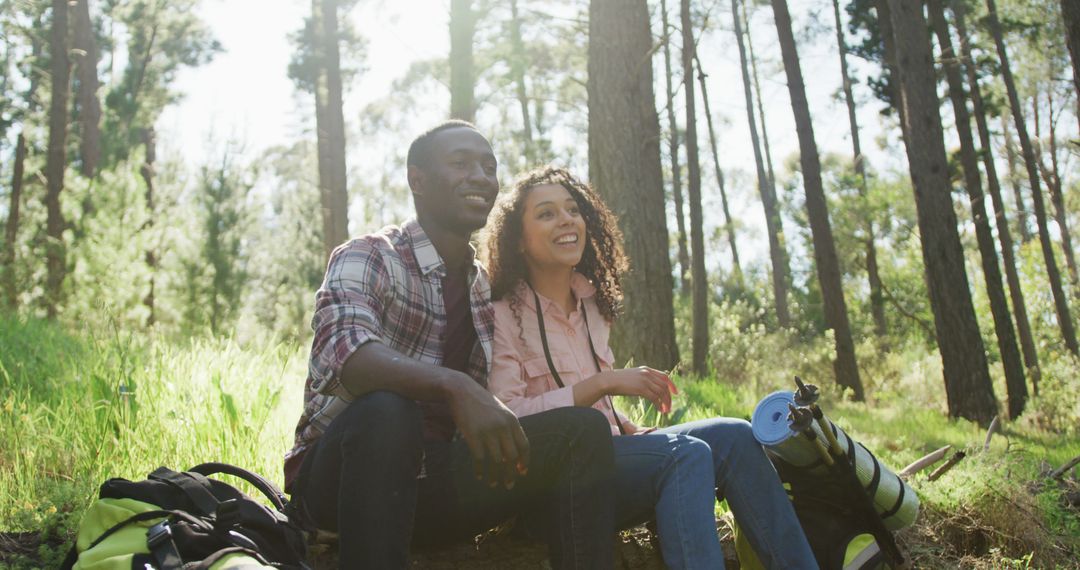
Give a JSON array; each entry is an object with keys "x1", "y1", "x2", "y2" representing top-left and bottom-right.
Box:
[{"x1": 1, "y1": 313, "x2": 1078, "y2": 569}]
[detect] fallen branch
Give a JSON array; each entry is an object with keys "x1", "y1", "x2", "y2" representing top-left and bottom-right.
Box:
[
  {"x1": 899, "y1": 445, "x2": 951, "y2": 478},
  {"x1": 983, "y1": 416, "x2": 1000, "y2": 452},
  {"x1": 1049, "y1": 454, "x2": 1080, "y2": 481},
  {"x1": 928, "y1": 451, "x2": 967, "y2": 482}
]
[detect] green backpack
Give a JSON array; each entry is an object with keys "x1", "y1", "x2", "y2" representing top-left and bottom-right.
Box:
[{"x1": 60, "y1": 463, "x2": 309, "y2": 570}]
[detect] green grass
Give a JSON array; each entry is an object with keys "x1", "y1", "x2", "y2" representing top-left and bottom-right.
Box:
[{"x1": 2, "y1": 313, "x2": 1078, "y2": 568}]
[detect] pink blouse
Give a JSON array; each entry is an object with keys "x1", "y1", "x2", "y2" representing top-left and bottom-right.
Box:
[{"x1": 489, "y1": 274, "x2": 634, "y2": 435}]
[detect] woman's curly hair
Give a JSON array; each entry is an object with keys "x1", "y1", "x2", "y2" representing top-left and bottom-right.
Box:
[{"x1": 483, "y1": 165, "x2": 628, "y2": 323}]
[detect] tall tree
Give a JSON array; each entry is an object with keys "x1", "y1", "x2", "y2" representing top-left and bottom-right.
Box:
[
  {"x1": 450, "y1": 0, "x2": 475, "y2": 121},
  {"x1": 44, "y1": 0, "x2": 72, "y2": 319},
  {"x1": 141, "y1": 127, "x2": 157, "y2": 326},
  {"x1": 1062, "y1": 0, "x2": 1080, "y2": 128},
  {"x1": 1000, "y1": 111, "x2": 1032, "y2": 243},
  {"x1": 832, "y1": 0, "x2": 886, "y2": 336},
  {"x1": 508, "y1": 0, "x2": 533, "y2": 164},
  {"x1": 696, "y1": 55, "x2": 742, "y2": 283},
  {"x1": 588, "y1": 0, "x2": 678, "y2": 370},
  {"x1": 72, "y1": 0, "x2": 101, "y2": 178},
  {"x1": 953, "y1": 0, "x2": 1041, "y2": 395},
  {"x1": 733, "y1": 0, "x2": 790, "y2": 327},
  {"x1": 312, "y1": 0, "x2": 349, "y2": 259},
  {"x1": 681, "y1": 0, "x2": 709, "y2": 375},
  {"x1": 985, "y1": 0, "x2": 1079, "y2": 356},
  {"x1": 742, "y1": 0, "x2": 779, "y2": 202},
  {"x1": 886, "y1": 0, "x2": 997, "y2": 424},
  {"x1": 661, "y1": 0, "x2": 691, "y2": 295},
  {"x1": 1034, "y1": 92, "x2": 1077, "y2": 284},
  {"x1": 770, "y1": 0, "x2": 864, "y2": 400},
  {"x1": 930, "y1": 0, "x2": 1026, "y2": 418}
]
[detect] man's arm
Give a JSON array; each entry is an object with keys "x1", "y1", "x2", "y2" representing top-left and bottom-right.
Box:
[{"x1": 341, "y1": 341, "x2": 530, "y2": 489}]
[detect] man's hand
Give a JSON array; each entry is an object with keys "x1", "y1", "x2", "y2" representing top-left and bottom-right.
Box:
[
  {"x1": 446, "y1": 376, "x2": 531, "y2": 490},
  {"x1": 601, "y1": 367, "x2": 678, "y2": 414}
]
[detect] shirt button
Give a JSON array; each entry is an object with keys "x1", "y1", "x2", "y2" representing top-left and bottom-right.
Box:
[{"x1": 567, "y1": 328, "x2": 576, "y2": 336}]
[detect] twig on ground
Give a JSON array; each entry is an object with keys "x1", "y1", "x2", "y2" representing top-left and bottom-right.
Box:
[
  {"x1": 900, "y1": 445, "x2": 951, "y2": 478},
  {"x1": 983, "y1": 416, "x2": 1000, "y2": 453},
  {"x1": 928, "y1": 451, "x2": 967, "y2": 482},
  {"x1": 1049, "y1": 454, "x2": 1080, "y2": 480}
]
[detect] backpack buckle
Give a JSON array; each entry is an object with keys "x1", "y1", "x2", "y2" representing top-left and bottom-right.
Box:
[{"x1": 146, "y1": 521, "x2": 172, "y2": 549}]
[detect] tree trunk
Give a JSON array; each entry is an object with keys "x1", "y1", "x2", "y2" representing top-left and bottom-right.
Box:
[
  {"x1": 45, "y1": 0, "x2": 72, "y2": 320},
  {"x1": 742, "y1": 0, "x2": 780, "y2": 200},
  {"x1": 588, "y1": 0, "x2": 679, "y2": 370},
  {"x1": 832, "y1": 0, "x2": 886, "y2": 336},
  {"x1": 680, "y1": 0, "x2": 709, "y2": 376},
  {"x1": 930, "y1": 0, "x2": 1025, "y2": 419},
  {"x1": 313, "y1": 0, "x2": 349, "y2": 261},
  {"x1": 985, "y1": 0, "x2": 1079, "y2": 356},
  {"x1": 508, "y1": 0, "x2": 533, "y2": 165},
  {"x1": 72, "y1": 0, "x2": 101, "y2": 178},
  {"x1": 141, "y1": 127, "x2": 157, "y2": 326},
  {"x1": 1036, "y1": 91, "x2": 1077, "y2": 284},
  {"x1": 771, "y1": 0, "x2": 864, "y2": 401},
  {"x1": 2, "y1": 134, "x2": 27, "y2": 310},
  {"x1": 1000, "y1": 110, "x2": 1032, "y2": 243},
  {"x1": 886, "y1": 0, "x2": 997, "y2": 424},
  {"x1": 695, "y1": 55, "x2": 742, "y2": 285},
  {"x1": 875, "y1": 0, "x2": 909, "y2": 141},
  {"x1": 450, "y1": 0, "x2": 475, "y2": 122},
  {"x1": 1061, "y1": 0, "x2": 1080, "y2": 130},
  {"x1": 952, "y1": 0, "x2": 1041, "y2": 396},
  {"x1": 661, "y1": 0, "x2": 691, "y2": 296},
  {"x1": 733, "y1": 0, "x2": 790, "y2": 328}
]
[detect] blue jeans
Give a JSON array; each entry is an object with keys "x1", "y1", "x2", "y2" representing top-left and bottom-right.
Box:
[{"x1": 614, "y1": 417, "x2": 818, "y2": 570}]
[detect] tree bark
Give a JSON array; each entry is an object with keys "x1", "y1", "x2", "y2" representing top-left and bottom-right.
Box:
[
  {"x1": 742, "y1": 0, "x2": 779, "y2": 200},
  {"x1": 45, "y1": 0, "x2": 72, "y2": 319},
  {"x1": 875, "y1": 0, "x2": 909, "y2": 141},
  {"x1": 930, "y1": 0, "x2": 1025, "y2": 419},
  {"x1": 771, "y1": 0, "x2": 864, "y2": 401},
  {"x1": 695, "y1": 55, "x2": 742, "y2": 285},
  {"x1": 508, "y1": 0, "x2": 533, "y2": 165},
  {"x1": 1001, "y1": 110, "x2": 1032, "y2": 243},
  {"x1": 141, "y1": 127, "x2": 157, "y2": 326},
  {"x1": 886, "y1": 0, "x2": 997, "y2": 424},
  {"x1": 680, "y1": 0, "x2": 709, "y2": 375},
  {"x1": 588, "y1": 0, "x2": 679, "y2": 370},
  {"x1": 1061, "y1": 0, "x2": 1080, "y2": 130},
  {"x1": 661, "y1": 0, "x2": 691, "y2": 296},
  {"x1": 733, "y1": 0, "x2": 790, "y2": 328},
  {"x1": 313, "y1": 0, "x2": 349, "y2": 261},
  {"x1": 985, "y1": 0, "x2": 1079, "y2": 356},
  {"x1": 2, "y1": 134, "x2": 27, "y2": 310},
  {"x1": 952, "y1": 0, "x2": 1041, "y2": 396},
  {"x1": 72, "y1": 0, "x2": 101, "y2": 178},
  {"x1": 1035, "y1": 91, "x2": 1077, "y2": 284},
  {"x1": 832, "y1": 0, "x2": 886, "y2": 336},
  {"x1": 450, "y1": 0, "x2": 475, "y2": 122}
]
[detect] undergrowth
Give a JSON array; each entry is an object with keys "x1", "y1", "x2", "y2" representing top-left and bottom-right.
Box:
[{"x1": 1, "y1": 312, "x2": 1078, "y2": 569}]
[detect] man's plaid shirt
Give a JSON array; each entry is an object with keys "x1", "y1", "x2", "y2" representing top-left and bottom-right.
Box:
[{"x1": 284, "y1": 219, "x2": 494, "y2": 491}]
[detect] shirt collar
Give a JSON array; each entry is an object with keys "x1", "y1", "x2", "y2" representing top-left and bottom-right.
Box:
[{"x1": 405, "y1": 218, "x2": 479, "y2": 277}]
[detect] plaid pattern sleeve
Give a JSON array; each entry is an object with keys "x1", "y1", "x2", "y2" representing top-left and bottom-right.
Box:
[{"x1": 308, "y1": 238, "x2": 390, "y2": 397}]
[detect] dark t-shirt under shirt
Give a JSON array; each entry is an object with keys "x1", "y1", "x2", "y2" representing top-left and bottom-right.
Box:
[{"x1": 420, "y1": 265, "x2": 479, "y2": 441}]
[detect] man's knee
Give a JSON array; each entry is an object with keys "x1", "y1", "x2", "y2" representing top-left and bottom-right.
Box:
[
  {"x1": 548, "y1": 406, "x2": 613, "y2": 443},
  {"x1": 338, "y1": 390, "x2": 424, "y2": 449}
]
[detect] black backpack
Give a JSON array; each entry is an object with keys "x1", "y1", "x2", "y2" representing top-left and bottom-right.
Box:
[{"x1": 61, "y1": 463, "x2": 309, "y2": 570}]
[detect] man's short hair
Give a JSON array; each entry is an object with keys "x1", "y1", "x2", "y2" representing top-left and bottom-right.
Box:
[{"x1": 406, "y1": 119, "x2": 479, "y2": 170}]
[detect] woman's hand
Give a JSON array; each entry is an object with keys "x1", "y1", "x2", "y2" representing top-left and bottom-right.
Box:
[{"x1": 600, "y1": 367, "x2": 678, "y2": 413}]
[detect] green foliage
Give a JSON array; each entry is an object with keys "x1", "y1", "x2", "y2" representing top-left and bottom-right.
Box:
[{"x1": 0, "y1": 312, "x2": 305, "y2": 567}]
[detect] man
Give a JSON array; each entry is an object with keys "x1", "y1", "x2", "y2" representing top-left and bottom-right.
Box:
[{"x1": 285, "y1": 120, "x2": 617, "y2": 569}]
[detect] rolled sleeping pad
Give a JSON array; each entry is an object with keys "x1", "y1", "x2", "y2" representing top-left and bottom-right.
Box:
[{"x1": 751, "y1": 391, "x2": 919, "y2": 531}]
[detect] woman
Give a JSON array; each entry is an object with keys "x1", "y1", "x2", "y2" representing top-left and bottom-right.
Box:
[{"x1": 484, "y1": 166, "x2": 817, "y2": 570}]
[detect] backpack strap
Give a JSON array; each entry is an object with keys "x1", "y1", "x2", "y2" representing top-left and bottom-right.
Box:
[
  {"x1": 149, "y1": 467, "x2": 221, "y2": 516},
  {"x1": 189, "y1": 462, "x2": 289, "y2": 512},
  {"x1": 146, "y1": 520, "x2": 184, "y2": 569}
]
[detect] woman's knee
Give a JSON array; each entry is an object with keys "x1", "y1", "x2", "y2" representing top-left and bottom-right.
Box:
[{"x1": 670, "y1": 435, "x2": 714, "y2": 473}]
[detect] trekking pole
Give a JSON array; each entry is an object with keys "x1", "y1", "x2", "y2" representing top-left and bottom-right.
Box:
[
  {"x1": 787, "y1": 404, "x2": 834, "y2": 467},
  {"x1": 794, "y1": 376, "x2": 844, "y2": 457}
]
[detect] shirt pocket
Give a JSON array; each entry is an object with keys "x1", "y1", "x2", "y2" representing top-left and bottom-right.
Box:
[{"x1": 522, "y1": 353, "x2": 582, "y2": 393}]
